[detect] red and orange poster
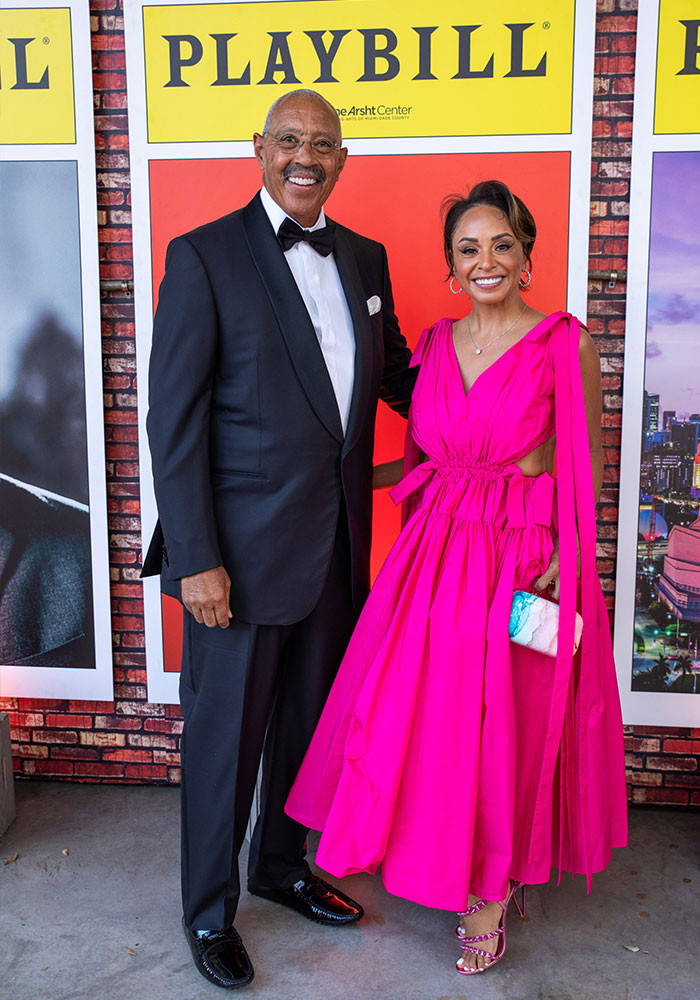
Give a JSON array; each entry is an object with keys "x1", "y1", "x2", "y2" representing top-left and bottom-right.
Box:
[{"x1": 124, "y1": 0, "x2": 595, "y2": 701}]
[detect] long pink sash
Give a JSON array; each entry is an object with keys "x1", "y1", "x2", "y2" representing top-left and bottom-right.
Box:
[{"x1": 526, "y1": 312, "x2": 598, "y2": 887}]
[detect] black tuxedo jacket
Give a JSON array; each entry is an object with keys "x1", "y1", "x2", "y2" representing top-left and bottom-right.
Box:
[{"x1": 142, "y1": 192, "x2": 416, "y2": 625}]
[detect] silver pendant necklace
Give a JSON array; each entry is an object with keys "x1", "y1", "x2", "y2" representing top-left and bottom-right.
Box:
[{"x1": 467, "y1": 302, "x2": 528, "y2": 355}]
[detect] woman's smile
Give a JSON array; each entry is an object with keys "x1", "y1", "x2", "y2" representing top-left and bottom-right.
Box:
[{"x1": 472, "y1": 276, "x2": 506, "y2": 289}]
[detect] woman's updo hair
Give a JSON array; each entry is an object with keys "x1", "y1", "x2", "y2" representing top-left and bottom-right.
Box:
[{"x1": 442, "y1": 180, "x2": 536, "y2": 276}]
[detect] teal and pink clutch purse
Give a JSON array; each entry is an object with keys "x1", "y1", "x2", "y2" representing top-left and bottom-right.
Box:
[{"x1": 509, "y1": 591, "x2": 583, "y2": 658}]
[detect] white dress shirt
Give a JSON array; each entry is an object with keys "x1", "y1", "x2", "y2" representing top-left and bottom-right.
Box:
[{"x1": 260, "y1": 186, "x2": 356, "y2": 434}]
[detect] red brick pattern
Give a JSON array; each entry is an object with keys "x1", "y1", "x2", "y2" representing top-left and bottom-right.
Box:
[
  {"x1": 626, "y1": 728, "x2": 700, "y2": 806},
  {"x1": 0, "y1": 0, "x2": 697, "y2": 804}
]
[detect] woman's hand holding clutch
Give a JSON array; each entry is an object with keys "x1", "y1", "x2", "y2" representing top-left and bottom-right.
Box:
[
  {"x1": 533, "y1": 535, "x2": 583, "y2": 601},
  {"x1": 533, "y1": 538, "x2": 561, "y2": 600}
]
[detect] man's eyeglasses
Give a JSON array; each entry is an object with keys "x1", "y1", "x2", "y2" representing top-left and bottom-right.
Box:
[{"x1": 263, "y1": 132, "x2": 340, "y2": 157}]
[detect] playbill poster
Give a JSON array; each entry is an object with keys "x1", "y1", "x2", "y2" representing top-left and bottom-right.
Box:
[
  {"x1": 0, "y1": 1, "x2": 113, "y2": 699},
  {"x1": 615, "y1": 0, "x2": 700, "y2": 725},
  {"x1": 124, "y1": 0, "x2": 595, "y2": 702}
]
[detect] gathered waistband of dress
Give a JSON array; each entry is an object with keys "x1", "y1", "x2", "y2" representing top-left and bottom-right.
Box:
[
  {"x1": 390, "y1": 457, "x2": 555, "y2": 528},
  {"x1": 432, "y1": 458, "x2": 521, "y2": 478}
]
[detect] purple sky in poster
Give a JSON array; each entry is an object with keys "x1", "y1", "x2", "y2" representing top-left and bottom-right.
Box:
[{"x1": 645, "y1": 151, "x2": 700, "y2": 420}]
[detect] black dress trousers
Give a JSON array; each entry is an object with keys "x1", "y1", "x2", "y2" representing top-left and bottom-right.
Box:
[{"x1": 179, "y1": 509, "x2": 357, "y2": 931}]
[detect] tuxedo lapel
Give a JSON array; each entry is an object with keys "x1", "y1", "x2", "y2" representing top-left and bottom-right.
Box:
[
  {"x1": 241, "y1": 194, "x2": 343, "y2": 444},
  {"x1": 332, "y1": 223, "x2": 373, "y2": 456}
]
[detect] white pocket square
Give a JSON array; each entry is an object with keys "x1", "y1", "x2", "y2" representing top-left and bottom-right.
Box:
[{"x1": 367, "y1": 295, "x2": 381, "y2": 316}]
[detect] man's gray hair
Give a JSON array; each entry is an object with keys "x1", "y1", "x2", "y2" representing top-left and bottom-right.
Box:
[{"x1": 263, "y1": 89, "x2": 342, "y2": 138}]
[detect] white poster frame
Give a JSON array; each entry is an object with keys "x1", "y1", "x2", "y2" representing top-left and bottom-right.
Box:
[
  {"x1": 124, "y1": 0, "x2": 596, "y2": 703},
  {"x1": 613, "y1": 0, "x2": 700, "y2": 726},
  {"x1": 0, "y1": 0, "x2": 113, "y2": 700}
]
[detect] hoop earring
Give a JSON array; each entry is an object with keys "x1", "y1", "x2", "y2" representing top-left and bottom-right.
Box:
[
  {"x1": 519, "y1": 269, "x2": 531, "y2": 289},
  {"x1": 449, "y1": 276, "x2": 463, "y2": 295}
]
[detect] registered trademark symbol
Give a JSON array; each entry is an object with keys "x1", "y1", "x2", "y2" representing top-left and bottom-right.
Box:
[
  {"x1": 542, "y1": 21, "x2": 551, "y2": 30},
  {"x1": 42, "y1": 36, "x2": 50, "y2": 44}
]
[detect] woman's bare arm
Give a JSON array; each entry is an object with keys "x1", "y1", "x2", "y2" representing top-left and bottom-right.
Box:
[
  {"x1": 578, "y1": 326, "x2": 604, "y2": 504},
  {"x1": 533, "y1": 324, "x2": 603, "y2": 598},
  {"x1": 373, "y1": 459, "x2": 404, "y2": 490}
]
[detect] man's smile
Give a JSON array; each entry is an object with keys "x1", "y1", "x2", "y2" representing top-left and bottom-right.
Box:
[{"x1": 282, "y1": 164, "x2": 326, "y2": 190}]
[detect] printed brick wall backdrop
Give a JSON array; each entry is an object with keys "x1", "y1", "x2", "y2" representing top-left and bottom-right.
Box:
[{"x1": 0, "y1": 0, "x2": 698, "y2": 805}]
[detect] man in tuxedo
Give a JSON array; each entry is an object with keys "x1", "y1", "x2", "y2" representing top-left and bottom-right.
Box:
[{"x1": 143, "y1": 89, "x2": 416, "y2": 989}]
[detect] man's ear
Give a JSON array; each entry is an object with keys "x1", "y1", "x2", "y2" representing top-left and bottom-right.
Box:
[
  {"x1": 335, "y1": 146, "x2": 348, "y2": 178},
  {"x1": 252, "y1": 132, "x2": 265, "y2": 168}
]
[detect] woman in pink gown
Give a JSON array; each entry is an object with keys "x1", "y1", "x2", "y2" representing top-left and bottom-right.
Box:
[{"x1": 285, "y1": 180, "x2": 628, "y2": 975}]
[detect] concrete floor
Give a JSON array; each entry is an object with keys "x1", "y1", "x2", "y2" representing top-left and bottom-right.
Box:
[{"x1": 0, "y1": 783, "x2": 697, "y2": 1000}]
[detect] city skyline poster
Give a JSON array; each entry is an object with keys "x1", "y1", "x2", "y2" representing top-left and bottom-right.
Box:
[
  {"x1": 631, "y1": 152, "x2": 700, "y2": 699},
  {"x1": 615, "y1": 148, "x2": 700, "y2": 725},
  {"x1": 614, "y1": 0, "x2": 700, "y2": 726}
]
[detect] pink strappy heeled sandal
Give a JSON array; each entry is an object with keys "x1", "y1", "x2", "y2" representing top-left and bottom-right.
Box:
[{"x1": 455, "y1": 881, "x2": 527, "y2": 975}]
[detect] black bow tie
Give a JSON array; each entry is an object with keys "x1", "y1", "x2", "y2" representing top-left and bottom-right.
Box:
[{"x1": 277, "y1": 217, "x2": 336, "y2": 257}]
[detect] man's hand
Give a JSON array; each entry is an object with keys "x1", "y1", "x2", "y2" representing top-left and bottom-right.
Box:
[{"x1": 180, "y1": 566, "x2": 232, "y2": 628}]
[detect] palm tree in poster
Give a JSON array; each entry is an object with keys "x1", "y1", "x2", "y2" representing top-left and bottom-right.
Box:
[
  {"x1": 649, "y1": 654, "x2": 672, "y2": 690},
  {"x1": 670, "y1": 653, "x2": 696, "y2": 694},
  {"x1": 677, "y1": 653, "x2": 693, "y2": 677}
]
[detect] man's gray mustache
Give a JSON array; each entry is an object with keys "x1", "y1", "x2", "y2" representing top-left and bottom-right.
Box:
[{"x1": 282, "y1": 165, "x2": 325, "y2": 183}]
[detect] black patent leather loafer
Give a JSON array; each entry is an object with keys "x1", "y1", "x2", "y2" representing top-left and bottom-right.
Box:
[
  {"x1": 248, "y1": 873, "x2": 364, "y2": 925},
  {"x1": 182, "y1": 919, "x2": 254, "y2": 989}
]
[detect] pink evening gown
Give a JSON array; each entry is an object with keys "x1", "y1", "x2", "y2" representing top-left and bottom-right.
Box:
[{"x1": 285, "y1": 311, "x2": 628, "y2": 911}]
